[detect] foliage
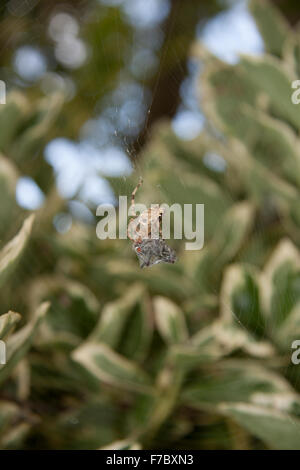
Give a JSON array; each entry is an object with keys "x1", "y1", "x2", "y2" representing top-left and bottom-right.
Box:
[{"x1": 1, "y1": 0, "x2": 300, "y2": 449}]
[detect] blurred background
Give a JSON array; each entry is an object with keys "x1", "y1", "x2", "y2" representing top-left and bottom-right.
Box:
[
  {"x1": 0, "y1": 0, "x2": 266, "y2": 214},
  {"x1": 1, "y1": 0, "x2": 300, "y2": 450},
  {"x1": 0, "y1": 0, "x2": 297, "y2": 214}
]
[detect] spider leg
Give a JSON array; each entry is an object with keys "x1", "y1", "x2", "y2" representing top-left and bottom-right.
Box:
[
  {"x1": 127, "y1": 218, "x2": 136, "y2": 241},
  {"x1": 158, "y1": 212, "x2": 164, "y2": 239},
  {"x1": 130, "y1": 177, "x2": 143, "y2": 217},
  {"x1": 128, "y1": 217, "x2": 143, "y2": 243}
]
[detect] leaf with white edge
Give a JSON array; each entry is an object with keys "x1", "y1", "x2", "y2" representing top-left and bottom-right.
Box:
[
  {"x1": 72, "y1": 342, "x2": 153, "y2": 394},
  {"x1": 12, "y1": 93, "x2": 64, "y2": 163},
  {"x1": 100, "y1": 439, "x2": 141, "y2": 450},
  {"x1": 139, "y1": 361, "x2": 184, "y2": 441},
  {"x1": 249, "y1": 0, "x2": 290, "y2": 57},
  {"x1": 0, "y1": 302, "x2": 49, "y2": 385},
  {"x1": 260, "y1": 239, "x2": 300, "y2": 329},
  {"x1": 201, "y1": 52, "x2": 300, "y2": 159},
  {"x1": 219, "y1": 402, "x2": 300, "y2": 450},
  {"x1": 240, "y1": 56, "x2": 300, "y2": 129},
  {"x1": 0, "y1": 401, "x2": 29, "y2": 449},
  {"x1": 220, "y1": 264, "x2": 265, "y2": 337},
  {"x1": 200, "y1": 59, "x2": 257, "y2": 138},
  {"x1": 0, "y1": 400, "x2": 20, "y2": 431},
  {"x1": 0, "y1": 91, "x2": 29, "y2": 150},
  {"x1": 238, "y1": 106, "x2": 300, "y2": 189},
  {"x1": 1, "y1": 422, "x2": 31, "y2": 449},
  {"x1": 244, "y1": 148, "x2": 298, "y2": 209},
  {"x1": 170, "y1": 320, "x2": 274, "y2": 372},
  {"x1": 89, "y1": 283, "x2": 145, "y2": 348},
  {"x1": 0, "y1": 214, "x2": 35, "y2": 288},
  {"x1": 292, "y1": 40, "x2": 300, "y2": 77},
  {"x1": 158, "y1": 171, "x2": 231, "y2": 239},
  {"x1": 182, "y1": 360, "x2": 300, "y2": 412},
  {"x1": 201, "y1": 58, "x2": 300, "y2": 204},
  {"x1": 0, "y1": 155, "x2": 18, "y2": 195},
  {"x1": 0, "y1": 155, "x2": 19, "y2": 233},
  {"x1": 103, "y1": 260, "x2": 192, "y2": 302},
  {"x1": 193, "y1": 202, "x2": 255, "y2": 293},
  {"x1": 118, "y1": 294, "x2": 153, "y2": 362},
  {"x1": 0, "y1": 311, "x2": 21, "y2": 340},
  {"x1": 28, "y1": 276, "x2": 100, "y2": 348},
  {"x1": 213, "y1": 202, "x2": 255, "y2": 264},
  {"x1": 153, "y1": 296, "x2": 188, "y2": 344},
  {"x1": 276, "y1": 303, "x2": 300, "y2": 350},
  {"x1": 218, "y1": 139, "x2": 298, "y2": 211},
  {"x1": 193, "y1": 320, "x2": 273, "y2": 358}
]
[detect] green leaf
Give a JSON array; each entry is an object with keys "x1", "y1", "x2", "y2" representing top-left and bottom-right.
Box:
[
  {"x1": 276, "y1": 303, "x2": 300, "y2": 350},
  {"x1": 0, "y1": 302, "x2": 49, "y2": 385},
  {"x1": 240, "y1": 56, "x2": 300, "y2": 130},
  {"x1": 0, "y1": 311, "x2": 21, "y2": 340},
  {"x1": 0, "y1": 400, "x2": 28, "y2": 449},
  {"x1": 292, "y1": 39, "x2": 300, "y2": 77},
  {"x1": 153, "y1": 296, "x2": 188, "y2": 344},
  {"x1": 182, "y1": 359, "x2": 299, "y2": 410},
  {"x1": 89, "y1": 283, "x2": 145, "y2": 348},
  {"x1": 212, "y1": 202, "x2": 255, "y2": 264},
  {"x1": 118, "y1": 295, "x2": 153, "y2": 362},
  {"x1": 157, "y1": 171, "x2": 232, "y2": 239},
  {"x1": 191, "y1": 202, "x2": 255, "y2": 294},
  {"x1": 220, "y1": 264, "x2": 265, "y2": 337},
  {"x1": 170, "y1": 319, "x2": 274, "y2": 373},
  {"x1": 0, "y1": 155, "x2": 19, "y2": 233},
  {"x1": 200, "y1": 59, "x2": 257, "y2": 137},
  {"x1": 72, "y1": 342, "x2": 153, "y2": 394},
  {"x1": 201, "y1": 59, "x2": 300, "y2": 208},
  {"x1": 100, "y1": 439, "x2": 141, "y2": 450},
  {"x1": 0, "y1": 422, "x2": 31, "y2": 449},
  {"x1": 138, "y1": 360, "x2": 184, "y2": 442},
  {"x1": 12, "y1": 93, "x2": 64, "y2": 163},
  {"x1": 103, "y1": 260, "x2": 192, "y2": 302},
  {"x1": 242, "y1": 148, "x2": 298, "y2": 209},
  {"x1": 0, "y1": 214, "x2": 35, "y2": 288},
  {"x1": 0, "y1": 91, "x2": 29, "y2": 150},
  {"x1": 260, "y1": 239, "x2": 300, "y2": 329},
  {"x1": 46, "y1": 399, "x2": 122, "y2": 449},
  {"x1": 0, "y1": 400, "x2": 20, "y2": 431},
  {"x1": 28, "y1": 276, "x2": 100, "y2": 348},
  {"x1": 238, "y1": 107, "x2": 300, "y2": 189},
  {"x1": 249, "y1": 0, "x2": 290, "y2": 57},
  {"x1": 219, "y1": 402, "x2": 300, "y2": 450}
]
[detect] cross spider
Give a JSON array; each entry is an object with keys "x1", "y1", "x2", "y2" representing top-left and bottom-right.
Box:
[{"x1": 128, "y1": 178, "x2": 177, "y2": 268}]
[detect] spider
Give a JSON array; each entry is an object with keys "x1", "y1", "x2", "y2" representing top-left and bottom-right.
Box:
[{"x1": 128, "y1": 178, "x2": 177, "y2": 268}]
